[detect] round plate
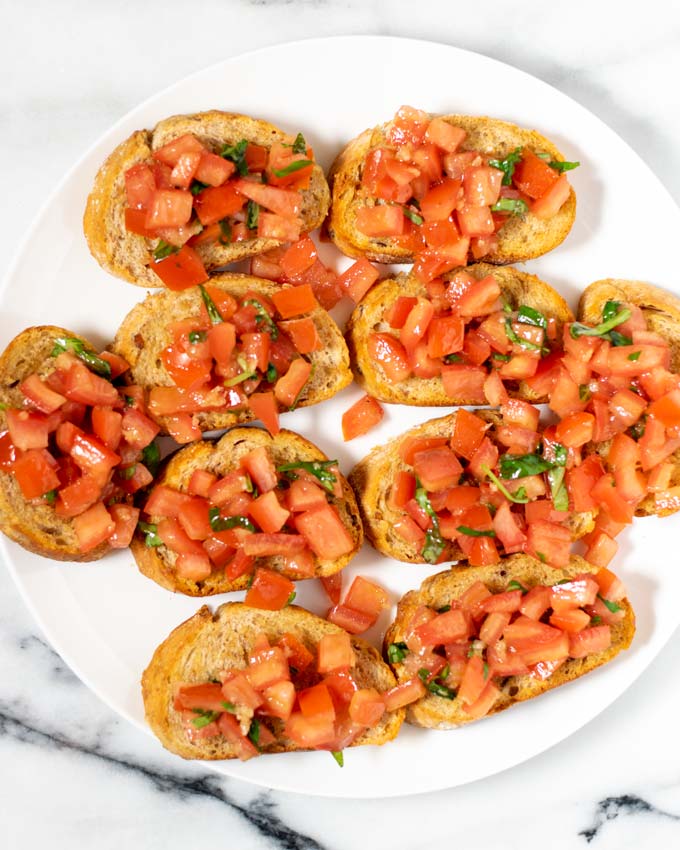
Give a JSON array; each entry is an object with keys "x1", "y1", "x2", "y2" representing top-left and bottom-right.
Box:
[{"x1": 2, "y1": 36, "x2": 679, "y2": 798}]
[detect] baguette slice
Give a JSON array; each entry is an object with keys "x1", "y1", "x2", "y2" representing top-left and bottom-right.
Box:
[
  {"x1": 131, "y1": 426, "x2": 363, "y2": 595},
  {"x1": 0, "y1": 326, "x2": 111, "y2": 561},
  {"x1": 328, "y1": 114, "x2": 576, "y2": 265},
  {"x1": 384, "y1": 555, "x2": 635, "y2": 729},
  {"x1": 84, "y1": 110, "x2": 331, "y2": 287},
  {"x1": 111, "y1": 273, "x2": 352, "y2": 434},
  {"x1": 142, "y1": 602, "x2": 404, "y2": 759},
  {"x1": 580, "y1": 278, "x2": 680, "y2": 517},
  {"x1": 349, "y1": 411, "x2": 593, "y2": 564},
  {"x1": 346, "y1": 263, "x2": 573, "y2": 404}
]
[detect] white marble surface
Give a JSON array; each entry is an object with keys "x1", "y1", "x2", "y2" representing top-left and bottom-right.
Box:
[{"x1": 2, "y1": 1, "x2": 680, "y2": 847}]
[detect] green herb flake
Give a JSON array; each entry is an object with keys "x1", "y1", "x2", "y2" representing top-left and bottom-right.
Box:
[
  {"x1": 199, "y1": 284, "x2": 224, "y2": 326},
  {"x1": 246, "y1": 199, "x2": 260, "y2": 230},
  {"x1": 598, "y1": 594, "x2": 621, "y2": 613},
  {"x1": 188, "y1": 330, "x2": 208, "y2": 344},
  {"x1": 50, "y1": 337, "x2": 112, "y2": 378},
  {"x1": 221, "y1": 701, "x2": 236, "y2": 713},
  {"x1": 243, "y1": 298, "x2": 279, "y2": 340},
  {"x1": 153, "y1": 240, "x2": 181, "y2": 261},
  {"x1": 482, "y1": 463, "x2": 529, "y2": 504},
  {"x1": 417, "y1": 668, "x2": 431, "y2": 683},
  {"x1": 628, "y1": 351, "x2": 641, "y2": 362},
  {"x1": 537, "y1": 551, "x2": 547, "y2": 563},
  {"x1": 403, "y1": 206, "x2": 424, "y2": 225},
  {"x1": 387, "y1": 642, "x2": 409, "y2": 664},
  {"x1": 491, "y1": 197, "x2": 528, "y2": 215},
  {"x1": 277, "y1": 459, "x2": 338, "y2": 494},
  {"x1": 629, "y1": 417, "x2": 646, "y2": 441},
  {"x1": 272, "y1": 159, "x2": 313, "y2": 178},
  {"x1": 414, "y1": 483, "x2": 446, "y2": 564},
  {"x1": 427, "y1": 681, "x2": 456, "y2": 700},
  {"x1": 138, "y1": 521, "x2": 162, "y2": 547},
  {"x1": 483, "y1": 662, "x2": 489, "y2": 680},
  {"x1": 488, "y1": 147, "x2": 523, "y2": 186},
  {"x1": 331, "y1": 750, "x2": 344, "y2": 768},
  {"x1": 517, "y1": 305, "x2": 548, "y2": 329},
  {"x1": 291, "y1": 133, "x2": 307, "y2": 154},
  {"x1": 141, "y1": 441, "x2": 161, "y2": 477},
  {"x1": 590, "y1": 615, "x2": 602, "y2": 626},
  {"x1": 569, "y1": 304, "x2": 632, "y2": 341},
  {"x1": 191, "y1": 709, "x2": 220, "y2": 729},
  {"x1": 507, "y1": 579, "x2": 528, "y2": 594},
  {"x1": 491, "y1": 352, "x2": 511, "y2": 362},
  {"x1": 120, "y1": 464, "x2": 137, "y2": 480},
  {"x1": 248, "y1": 718, "x2": 261, "y2": 747},
  {"x1": 579, "y1": 384, "x2": 591, "y2": 402},
  {"x1": 190, "y1": 180, "x2": 209, "y2": 196},
  {"x1": 208, "y1": 507, "x2": 256, "y2": 533},
  {"x1": 286, "y1": 591, "x2": 296, "y2": 606},
  {"x1": 550, "y1": 159, "x2": 580, "y2": 173},
  {"x1": 456, "y1": 525, "x2": 496, "y2": 538},
  {"x1": 504, "y1": 317, "x2": 544, "y2": 352},
  {"x1": 265, "y1": 363, "x2": 278, "y2": 383},
  {"x1": 43, "y1": 489, "x2": 57, "y2": 505},
  {"x1": 221, "y1": 139, "x2": 249, "y2": 175},
  {"x1": 443, "y1": 353, "x2": 463, "y2": 364},
  {"x1": 609, "y1": 330, "x2": 633, "y2": 347},
  {"x1": 437, "y1": 604, "x2": 451, "y2": 613},
  {"x1": 218, "y1": 219, "x2": 232, "y2": 245}
]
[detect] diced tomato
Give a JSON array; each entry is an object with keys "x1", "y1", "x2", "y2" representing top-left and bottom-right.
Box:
[
  {"x1": 590, "y1": 474, "x2": 635, "y2": 524},
  {"x1": 554, "y1": 411, "x2": 595, "y2": 448},
  {"x1": 242, "y1": 533, "x2": 307, "y2": 557},
  {"x1": 176, "y1": 497, "x2": 211, "y2": 541},
  {"x1": 72, "y1": 502, "x2": 114, "y2": 552},
  {"x1": 424, "y1": 117, "x2": 466, "y2": 152},
  {"x1": 260, "y1": 681, "x2": 296, "y2": 721},
  {"x1": 383, "y1": 678, "x2": 426, "y2": 712},
  {"x1": 549, "y1": 608, "x2": 591, "y2": 634},
  {"x1": 125, "y1": 163, "x2": 156, "y2": 209},
  {"x1": 568, "y1": 625, "x2": 611, "y2": 658},
  {"x1": 400, "y1": 299, "x2": 435, "y2": 352},
  {"x1": 449, "y1": 409, "x2": 488, "y2": 460},
  {"x1": 153, "y1": 134, "x2": 204, "y2": 168},
  {"x1": 5, "y1": 409, "x2": 49, "y2": 451},
  {"x1": 326, "y1": 604, "x2": 374, "y2": 634},
  {"x1": 125, "y1": 207, "x2": 157, "y2": 237},
  {"x1": 513, "y1": 150, "x2": 559, "y2": 200},
  {"x1": 152, "y1": 245, "x2": 208, "y2": 290},
  {"x1": 164, "y1": 413, "x2": 201, "y2": 444},
  {"x1": 550, "y1": 577, "x2": 599, "y2": 612},
  {"x1": 344, "y1": 575, "x2": 389, "y2": 620},
  {"x1": 278, "y1": 318, "x2": 320, "y2": 354},
  {"x1": 241, "y1": 446, "x2": 277, "y2": 493},
  {"x1": 275, "y1": 633, "x2": 314, "y2": 673},
  {"x1": 342, "y1": 394, "x2": 383, "y2": 441},
  {"x1": 317, "y1": 632, "x2": 356, "y2": 673},
  {"x1": 272, "y1": 284, "x2": 318, "y2": 319},
  {"x1": 463, "y1": 681, "x2": 501, "y2": 719},
  {"x1": 338, "y1": 258, "x2": 380, "y2": 303},
  {"x1": 233, "y1": 178, "x2": 300, "y2": 218},
  {"x1": 175, "y1": 552, "x2": 212, "y2": 581},
  {"x1": 145, "y1": 188, "x2": 193, "y2": 229},
  {"x1": 145, "y1": 484, "x2": 192, "y2": 518},
  {"x1": 296, "y1": 504, "x2": 354, "y2": 561},
  {"x1": 520, "y1": 585, "x2": 552, "y2": 620},
  {"x1": 467, "y1": 437, "x2": 499, "y2": 481},
  {"x1": 426, "y1": 316, "x2": 464, "y2": 359},
  {"x1": 441, "y1": 364, "x2": 487, "y2": 403},
  {"x1": 413, "y1": 446, "x2": 463, "y2": 492},
  {"x1": 530, "y1": 174, "x2": 571, "y2": 219},
  {"x1": 19, "y1": 374, "x2": 66, "y2": 414},
  {"x1": 248, "y1": 392, "x2": 280, "y2": 437},
  {"x1": 368, "y1": 333, "x2": 411, "y2": 382},
  {"x1": 274, "y1": 359, "x2": 312, "y2": 407},
  {"x1": 355, "y1": 204, "x2": 405, "y2": 237},
  {"x1": 415, "y1": 608, "x2": 469, "y2": 646},
  {"x1": 525, "y1": 519, "x2": 571, "y2": 567},
  {"x1": 60, "y1": 360, "x2": 119, "y2": 407},
  {"x1": 248, "y1": 491, "x2": 290, "y2": 534},
  {"x1": 193, "y1": 184, "x2": 245, "y2": 225},
  {"x1": 174, "y1": 682, "x2": 227, "y2": 713},
  {"x1": 320, "y1": 573, "x2": 343, "y2": 606},
  {"x1": 107, "y1": 504, "x2": 140, "y2": 549},
  {"x1": 465, "y1": 166, "x2": 503, "y2": 206},
  {"x1": 420, "y1": 178, "x2": 462, "y2": 222},
  {"x1": 279, "y1": 236, "x2": 317, "y2": 278},
  {"x1": 121, "y1": 407, "x2": 159, "y2": 450},
  {"x1": 458, "y1": 656, "x2": 487, "y2": 706},
  {"x1": 285, "y1": 712, "x2": 335, "y2": 748},
  {"x1": 54, "y1": 474, "x2": 101, "y2": 518},
  {"x1": 244, "y1": 568, "x2": 295, "y2": 610},
  {"x1": 649, "y1": 388, "x2": 680, "y2": 427}
]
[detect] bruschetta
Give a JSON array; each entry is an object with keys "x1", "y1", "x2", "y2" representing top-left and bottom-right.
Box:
[
  {"x1": 131, "y1": 426, "x2": 363, "y2": 596},
  {"x1": 0, "y1": 326, "x2": 159, "y2": 560},
  {"x1": 111, "y1": 273, "x2": 352, "y2": 440},
  {"x1": 328, "y1": 107, "x2": 577, "y2": 276},
  {"x1": 383, "y1": 555, "x2": 635, "y2": 728},
  {"x1": 346, "y1": 263, "x2": 573, "y2": 406},
  {"x1": 142, "y1": 602, "x2": 404, "y2": 760},
  {"x1": 84, "y1": 111, "x2": 331, "y2": 288}
]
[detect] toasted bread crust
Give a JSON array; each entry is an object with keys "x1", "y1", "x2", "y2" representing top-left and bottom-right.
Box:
[
  {"x1": 346, "y1": 263, "x2": 573, "y2": 405},
  {"x1": 327, "y1": 114, "x2": 576, "y2": 265},
  {"x1": 0, "y1": 326, "x2": 111, "y2": 561},
  {"x1": 579, "y1": 279, "x2": 680, "y2": 518},
  {"x1": 384, "y1": 555, "x2": 635, "y2": 729},
  {"x1": 142, "y1": 602, "x2": 404, "y2": 759},
  {"x1": 83, "y1": 111, "x2": 331, "y2": 286},
  {"x1": 349, "y1": 411, "x2": 594, "y2": 564},
  {"x1": 131, "y1": 426, "x2": 363, "y2": 595},
  {"x1": 111, "y1": 273, "x2": 352, "y2": 434}
]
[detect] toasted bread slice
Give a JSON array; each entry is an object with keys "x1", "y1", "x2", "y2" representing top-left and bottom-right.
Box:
[
  {"x1": 83, "y1": 111, "x2": 331, "y2": 287},
  {"x1": 346, "y1": 263, "x2": 573, "y2": 405},
  {"x1": 0, "y1": 326, "x2": 112, "y2": 561},
  {"x1": 142, "y1": 602, "x2": 404, "y2": 759},
  {"x1": 327, "y1": 114, "x2": 576, "y2": 265},
  {"x1": 131, "y1": 426, "x2": 363, "y2": 595},
  {"x1": 384, "y1": 555, "x2": 635, "y2": 729},
  {"x1": 580, "y1": 279, "x2": 680, "y2": 518},
  {"x1": 111, "y1": 273, "x2": 352, "y2": 434},
  {"x1": 348, "y1": 411, "x2": 594, "y2": 564}
]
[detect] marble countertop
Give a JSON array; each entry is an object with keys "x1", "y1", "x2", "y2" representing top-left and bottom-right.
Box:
[{"x1": 2, "y1": 2, "x2": 680, "y2": 847}]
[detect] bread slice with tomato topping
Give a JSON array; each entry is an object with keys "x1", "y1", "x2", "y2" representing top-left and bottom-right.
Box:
[
  {"x1": 346, "y1": 263, "x2": 573, "y2": 406},
  {"x1": 327, "y1": 109, "x2": 577, "y2": 270},
  {"x1": 111, "y1": 273, "x2": 351, "y2": 437},
  {"x1": 131, "y1": 426, "x2": 363, "y2": 596},
  {"x1": 142, "y1": 602, "x2": 404, "y2": 760},
  {"x1": 576, "y1": 279, "x2": 680, "y2": 520},
  {"x1": 383, "y1": 555, "x2": 635, "y2": 729},
  {"x1": 349, "y1": 410, "x2": 595, "y2": 567},
  {"x1": 0, "y1": 326, "x2": 150, "y2": 561},
  {"x1": 84, "y1": 110, "x2": 331, "y2": 288}
]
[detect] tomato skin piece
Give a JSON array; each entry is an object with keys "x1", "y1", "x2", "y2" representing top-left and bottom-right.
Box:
[
  {"x1": 342, "y1": 395, "x2": 384, "y2": 441},
  {"x1": 368, "y1": 333, "x2": 411, "y2": 382},
  {"x1": 152, "y1": 245, "x2": 208, "y2": 290},
  {"x1": 245, "y1": 567, "x2": 296, "y2": 610},
  {"x1": 274, "y1": 359, "x2": 312, "y2": 407}
]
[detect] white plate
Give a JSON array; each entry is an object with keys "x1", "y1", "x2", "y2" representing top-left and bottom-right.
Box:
[{"x1": 2, "y1": 35, "x2": 679, "y2": 798}]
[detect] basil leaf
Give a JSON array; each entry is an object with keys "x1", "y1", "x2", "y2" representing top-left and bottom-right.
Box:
[
  {"x1": 265, "y1": 363, "x2": 278, "y2": 383},
  {"x1": 331, "y1": 750, "x2": 344, "y2": 768},
  {"x1": 43, "y1": 489, "x2": 57, "y2": 505},
  {"x1": 628, "y1": 351, "x2": 641, "y2": 362},
  {"x1": 141, "y1": 441, "x2": 161, "y2": 477},
  {"x1": 549, "y1": 159, "x2": 580, "y2": 173},
  {"x1": 483, "y1": 662, "x2": 489, "y2": 680},
  {"x1": 488, "y1": 147, "x2": 523, "y2": 186},
  {"x1": 190, "y1": 180, "x2": 209, "y2": 196},
  {"x1": 507, "y1": 579, "x2": 528, "y2": 594},
  {"x1": 223, "y1": 369, "x2": 256, "y2": 387},
  {"x1": 272, "y1": 159, "x2": 313, "y2": 178},
  {"x1": 248, "y1": 718, "x2": 261, "y2": 747},
  {"x1": 598, "y1": 594, "x2": 621, "y2": 613},
  {"x1": 218, "y1": 219, "x2": 232, "y2": 245},
  {"x1": 569, "y1": 306, "x2": 631, "y2": 340},
  {"x1": 629, "y1": 417, "x2": 646, "y2": 441},
  {"x1": 286, "y1": 591, "x2": 296, "y2": 606},
  {"x1": 579, "y1": 384, "x2": 591, "y2": 402},
  {"x1": 547, "y1": 466, "x2": 569, "y2": 511},
  {"x1": 456, "y1": 525, "x2": 496, "y2": 538},
  {"x1": 517, "y1": 305, "x2": 548, "y2": 330},
  {"x1": 491, "y1": 353, "x2": 511, "y2": 362},
  {"x1": 437, "y1": 604, "x2": 451, "y2": 613},
  {"x1": 277, "y1": 460, "x2": 338, "y2": 494},
  {"x1": 119, "y1": 464, "x2": 137, "y2": 480},
  {"x1": 482, "y1": 464, "x2": 529, "y2": 504},
  {"x1": 199, "y1": 284, "x2": 224, "y2": 325},
  {"x1": 191, "y1": 709, "x2": 220, "y2": 729},
  {"x1": 153, "y1": 240, "x2": 180, "y2": 261},
  {"x1": 387, "y1": 642, "x2": 408, "y2": 664},
  {"x1": 50, "y1": 337, "x2": 112, "y2": 378},
  {"x1": 246, "y1": 200, "x2": 260, "y2": 229},
  {"x1": 443, "y1": 353, "x2": 463, "y2": 364},
  {"x1": 590, "y1": 615, "x2": 602, "y2": 626},
  {"x1": 208, "y1": 508, "x2": 255, "y2": 533},
  {"x1": 414, "y1": 485, "x2": 446, "y2": 564},
  {"x1": 490, "y1": 198, "x2": 528, "y2": 215},
  {"x1": 188, "y1": 330, "x2": 208, "y2": 344},
  {"x1": 504, "y1": 318, "x2": 544, "y2": 351},
  {"x1": 602, "y1": 301, "x2": 621, "y2": 323},
  {"x1": 292, "y1": 133, "x2": 307, "y2": 154},
  {"x1": 221, "y1": 701, "x2": 236, "y2": 713},
  {"x1": 499, "y1": 452, "x2": 560, "y2": 480},
  {"x1": 138, "y1": 521, "x2": 162, "y2": 547},
  {"x1": 403, "y1": 206, "x2": 424, "y2": 225},
  {"x1": 221, "y1": 139, "x2": 249, "y2": 175},
  {"x1": 417, "y1": 668, "x2": 431, "y2": 683},
  {"x1": 427, "y1": 680, "x2": 456, "y2": 699},
  {"x1": 609, "y1": 330, "x2": 633, "y2": 347},
  {"x1": 242, "y1": 298, "x2": 279, "y2": 340}
]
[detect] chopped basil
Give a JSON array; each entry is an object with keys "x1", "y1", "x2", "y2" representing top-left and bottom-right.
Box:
[
  {"x1": 403, "y1": 206, "x2": 424, "y2": 225},
  {"x1": 188, "y1": 330, "x2": 208, "y2": 344},
  {"x1": 124, "y1": 395, "x2": 135, "y2": 407},
  {"x1": 50, "y1": 337, "x2": 112, "y2": 378},
  {"x1": 43, "y1": 489, "x2": 57, "y2": 505},
  {"x1": 628, "y1": 351, "x2": 641, "y2": 362},
  {"x1": 248, "y1": 718, "x2": 261, "y2": 747},
  {"x1": 629, "y1": 417, "x2": 646, "y2": 441},
  {"x1": 549, "y1": 159, "x2": 580, "y2": 173},
  {"x1": 499, "y1": 449, "x2": 565, "y2": 480},
  {"x1": 190, "y1": 180, "x2": 209, "y2": 196},
  {"x1": 598, "y1": 594, "x2": 621, "y2": 613},
  {"x1": 488, "y1": 147, "x2": 523, "y2": 186},
  {"x1": 417, "y1": 668, "x2": 431, "y2": 683},
  {"x1": 547, "y1": 466, "x2": 569, "y2": 511},
  {"x1": 331, "y1": 750, "x2": 344, "y2": 768},
  {"x1": 218, "y1": 219, "x2": 232, "y2": 245},
  {"x1": 536, "y1": 551, "x2": 547, "y2": 563},
  {"x1": 590, "y1": 615, "x2": 602, "y2": 626},
  {"x1": 507, "y1": 579, "x2": 528, "y2": 594},
  {"x1": 223, "y1": 369, "x2": 256, "y2": 387},
  {"x1": 191, "y1": 709, "x2": 220, "y2": 729},
  {"x1": 153, "y1": 240, "x2": 181, "y2": 261},
  {"x1": 609, "y1": 330, "x2": 633, "y2": 347},
  {"x1": 271, "y1": 159, "x2": 313, "y2": 178},
  {"x1": 246, "y1": 200, "x2": 260, "y2": 230},
  {"x1": 208, "y1": 509, "x2": 255, "y2": 533},
  {"x1": 138, "y1": 521, "x2": 162, "y2": 548},
  {"x1": 286, "y1": 591, "x2": 296, "y2": 606},
  {"x1": 517, "y1": 305, "x2": 548, "y2": 330},
  {"x1": 387, "y1": 642, "x2": 409, "y2": 664},
  {"x1": 579, "y1": 384, "x2": 591, "y2": 402},
  {"x1": 602, "y1": 301, "x2": 621, "y2": 322},
  {"x1": 490, "y1": 197, "x2": 528, "y2": 215},
  {"x1": 491, "y1": 352, "x2": 511, "y2": 362},
  {"x1": 504, "y1": 317, "x2": 544, "y2": 352},
  {"x1": 569, "y1": 302, "x2": 631, "y2": 341},
  {"x1": 141, "y1": 441, "x2": 161, "y2": 477},
  {"x1": 199, "y1": 284, "x2": 224, "y2": 325},
  {"x1": 482, "y1": 463, "x2": 529, "y2": 504},
  {"x1": 221, "y1": 701, "x2": 236, "y2": 713},
  {"x1": 536, "y1": 152, "x2": 551, "y2": 161},
  {"x1": 120, "y1": 464, "x2": 137, "y2": 480},
  {"x1": 414, "y1": 484, "x2": 446, "y2": 564},
  {"x1": 427, "y1": 680, "x2": 456, "y2": 700},
  {"x1": 265, "y1": 363, "x2": 278, "y2": 383},
  {"x1": 277, "y1": 459, "x2": 338, "y2": 494},
  {"x1": 483, "y1": 662, "x2": 489, "y2": 680},
  {"x1": 443, "y1": 353, "x2": 463, "y2": 364},
  {"x1": 456, "y1": 525, "x2": 496, "y2": 538},
  {"x1": 291, "y1": 133, "x2": 307, "y2": 154},
  {"x1": 437, "y1": 604, "x2": 451, "y2": 613},
  {"x1": 242, "y1": 298, "x2": 279, "y2": 340},
  {"x1": 221, "y1": 139, "x2": 249, "y2": 175}
]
